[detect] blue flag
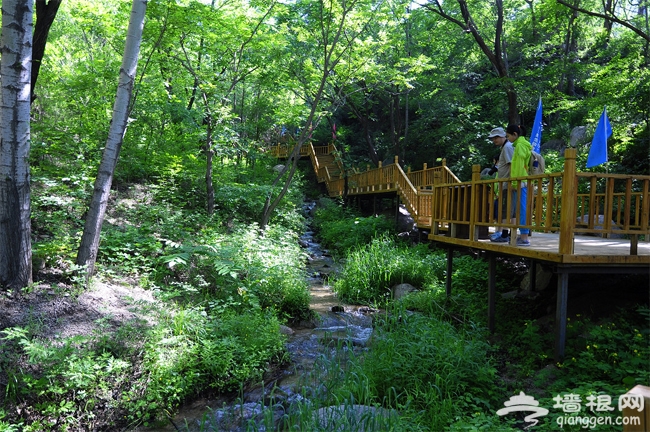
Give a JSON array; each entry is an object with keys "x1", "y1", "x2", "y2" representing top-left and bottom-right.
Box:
[
  {"x1": 530, "y1": 98, "x2": 543, "y2": 153},
  {"x1": 586, "y1": 107, "x2": 612, "y2": 168}
]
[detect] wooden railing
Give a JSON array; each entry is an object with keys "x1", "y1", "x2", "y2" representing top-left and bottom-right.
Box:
[
  {"x1": 267, "y1": 143, "x2": 310, "y2": 158},
  {"x1": 269, "y1": 144, "x2": 649, "y2": 253},
  {"x1": 407, "y1": 160, "x2": 461, "y2": 187},
  {"x1": 575, "y1": 173, "x2": 650, "y2": 235},
  {"x1": 430, "y1": 148, "x2": 650, "y2": 254},
  {"x1": 270, "y1": 142, "x2": 460, "y2": 224}
]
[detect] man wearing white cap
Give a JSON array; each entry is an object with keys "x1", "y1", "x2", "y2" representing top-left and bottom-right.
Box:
[{"x1": 487, "y1": 127, "x2": 515, "y2": 242}]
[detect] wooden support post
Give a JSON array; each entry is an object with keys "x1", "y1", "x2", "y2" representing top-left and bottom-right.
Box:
[
  {"x1": 470, "y1": 165, "x2": 481, "y2": 241},
  {"x1": 631, "y1": 234, "x2": 639, "y2": 256},
  {"x1": 559, "y1": 149, "x2": 577, "y2": 255},
  {"x1": 377, "y1": 161, "x2": 382, "y2": 191},
  {"x1": 623, "y1": 385, "x2": 650, "y2": 431},
  {"x1": 488, "y1": 254, "x2": 496, "y2": 332},
  {"x1": 530, "y1": 260, "x2": 537, "y2": 291},
  {"x1": 555, "y1": 269, "x2": 569, "y2": 361},
  {"x1": 395, "y1": 196, "x2": 400, "y2": 225},
  {"x1": 394, "y1": 156, "x2": 399, "y2": 188},
  {"x1": 446, "y1": 248, "x2": 453, "y2": 297}
]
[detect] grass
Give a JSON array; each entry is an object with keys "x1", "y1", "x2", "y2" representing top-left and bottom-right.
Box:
[
  {"x1": 2, "y1": 164, "x2": 648, "y2": 431},
  {"x1": 0, "y1": 157, "x2": 313, "y2": 430},
  {"x1": 333, "y1": 235, "x2": 443, "y2": 305}
]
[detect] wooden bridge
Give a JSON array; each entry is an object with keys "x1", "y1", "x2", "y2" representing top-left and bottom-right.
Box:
[{"x1": 270, "y1": 142, "x2": 650, "y2": 359}]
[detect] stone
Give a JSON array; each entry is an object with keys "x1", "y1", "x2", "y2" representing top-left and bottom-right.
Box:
[
  {"x1": 279, "y1": 325, "x2": 295, "y2": 335},
  {"x1": 520, "y1": 264, "x2": 554, "y2": 292},
  {"x1": 569, "y1": 126, "x2": 588, "y2": 147},
  {"x1": 541, "y1": 138, "x2": 565, "y2": 154},
  {"x1": 576, "y1": 214, "x2": 625, "y2": 239},
  {"x1": 397, "y1": 204, "x2": 416, "y2": 232},
  {"x1": 392, "y1": 283, "x2": 417, "y2": 300},
  {"x1": 273, "y1": 164, "x2": 286, "y2": 173}
]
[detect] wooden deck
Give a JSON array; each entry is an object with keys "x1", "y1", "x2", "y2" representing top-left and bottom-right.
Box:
[
  {"x1": 269, "y1": 141, "x2": 650, "y2": 359},
  {"x1": 439, "y1": 231, "x2": 650, "y2": 265}
]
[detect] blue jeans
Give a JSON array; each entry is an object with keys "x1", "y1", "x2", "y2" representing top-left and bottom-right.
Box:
[{"x1": 513, "y1": 187, "x2": 530, "y2": 235}]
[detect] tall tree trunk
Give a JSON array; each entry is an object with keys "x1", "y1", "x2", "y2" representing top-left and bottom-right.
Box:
[
  {"x1": 524, "y1": 0, "x2": 537, "y2": 42},
  {"x1": 603, "y1": 0, "x2": 614, "y2": 44},
  {"x1": 205, "y1": 124, "x2": 215, "y2": 215},
  {"x1": 0, "y1": 0, "x2": 33, "y2": 289},
  {"x1": 392, "y1": 92, "x2": 401, "y2": 157},
  {"x1": 202, "y1": 92, "x2": 216, "y2": 215},
  {"x1": 364, "y1": 118, "x2": 380, "y2": 165},
  {"x1": 558, "y1": 8, "x2": 579, "y2": 95},
  {"x1": 32, "y1": 0, "x2": 61, "y2": 103},
  {"x1": 77, "y1": 0, "x2": 147, "y2": 278},
  {"x1": 425, "y1": 0, "x2": 519, "y2": 124}
]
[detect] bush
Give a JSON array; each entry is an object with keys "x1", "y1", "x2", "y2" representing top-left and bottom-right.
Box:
[
  {"x1": 355, "y1": 312, "x2": 498, "y2": 431},
  {"x1": 333, "y1": 235, "x2": 437, "y2": 305},
  {"x1": 156, "y1": 223, "x2": 311, "y2": 321},
  {"x1": 313, "y1": 198, "x2": 394, "y2": 255}
]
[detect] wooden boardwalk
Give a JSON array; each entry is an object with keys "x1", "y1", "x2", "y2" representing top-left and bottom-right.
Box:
[
  {"x1": 269, "y1": 142, "x2": 650, "y2": 359},
  {"x1": 441, "y1": 231, "x2": 650, "y2": 264}
]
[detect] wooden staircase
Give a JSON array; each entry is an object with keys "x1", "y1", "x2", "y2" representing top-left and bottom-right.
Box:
[{"x1": 268, "y1": 141, "x2": 459, "y2": 230}]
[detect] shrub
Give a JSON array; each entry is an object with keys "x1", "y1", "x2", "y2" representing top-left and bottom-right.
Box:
[
  {"x1": 354, "y1": 312, "x2": 498, "y2": 431},
  {"x1": 333, "y1": 235, "x2": 437, "y2": 305},
  {"x1": 313, "y1": 198, "x2": 394, "y2": 255},
  {"x1": 157, "y1": 223, "x2": 311, "y2": 321}
]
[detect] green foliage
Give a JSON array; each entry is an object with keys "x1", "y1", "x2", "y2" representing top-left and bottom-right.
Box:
[
  {"x1": 157, "y1": 223, "x2": 311, "y2": 320},
  {"x1": 348, "y1": 311, "x2": 498, "y2": 431},
  {"x1": 553, "y1": 311, "x2": 650, "y2": 390},
  {"x1": 312, "y1": 198, "x2": 395, "y2": 255},
  {"x1": 125, "y1": 309, "x2": 285, "y2": 424},
  {"x1": 0, "y1": 308, "x2": 286, "y2": 430},
  {"x1": 98, "y1": 225, "x2": 162, "y2": 276},
  {"x1": 333, "y1": 235, "x2": 439, "y2": 305},
  {"x1": 30, "y1": 175, "x2": 92, "y2": 268},
  {"x1": 1, "y1": 326, "x2": 133, "y2": 430}
]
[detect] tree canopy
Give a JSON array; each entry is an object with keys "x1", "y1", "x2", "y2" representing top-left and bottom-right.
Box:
[{"x1": 23, "y1": 0, "x2": 646, "y2": 188}]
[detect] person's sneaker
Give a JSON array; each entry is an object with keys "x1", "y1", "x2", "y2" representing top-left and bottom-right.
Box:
[
  {"x1": 493, "y1": 236, "x2": 510, "y2": 243},
  {"x1": 516, "y1": 238, "x2": 531, "y2": 247},
  {"x1": 489, "y1": 233, "x2": 503, "y2": 241}
]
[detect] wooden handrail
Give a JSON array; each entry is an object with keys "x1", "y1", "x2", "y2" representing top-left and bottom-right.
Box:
[
  {"x1": 395, "y1": 158, "x2": 420, "y2": 218},
  {"x1": 429, "y1": 148, "x2": 649, "y2": 253},
  {"x1": 271, "y1": 144, "x2": 649, "y2": 251}
]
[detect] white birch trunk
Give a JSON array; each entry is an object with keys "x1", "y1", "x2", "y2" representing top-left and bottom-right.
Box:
[
  {"x1": 0, "y1": 0, "x2": 33, "y2": 288},
  {"x1": 76, "y1": 0, "x2": 147, "y2": 277}
]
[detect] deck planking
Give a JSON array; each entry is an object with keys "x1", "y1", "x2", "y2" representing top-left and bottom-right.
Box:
[{"x1": 429, "y1": 231, "x2": 650, "y2": 266}]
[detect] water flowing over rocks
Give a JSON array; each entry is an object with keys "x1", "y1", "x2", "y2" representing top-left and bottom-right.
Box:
[{"x1": 157, "y1": 201, "x2": 382, "y2": 431}]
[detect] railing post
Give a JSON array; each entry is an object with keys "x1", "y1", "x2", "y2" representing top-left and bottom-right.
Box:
[
  {"x1": 377, "y1": 161, "x2": 382, "y2": 191},
  {"x1": 394, "y1": 156, "x2": 399, "y2": 187},
  {"x1": 559, "y1": 148, "x2": 577, "y2": 254},
  {"x1": 469, "y1": 165, "x2": 481, "y2": 241}
]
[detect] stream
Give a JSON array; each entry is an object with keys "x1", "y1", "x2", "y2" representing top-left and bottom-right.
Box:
[{"x1": 145, "y1": 202, "x2": 377, "y2": 431}]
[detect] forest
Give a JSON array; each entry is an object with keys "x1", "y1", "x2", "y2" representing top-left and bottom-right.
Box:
[{"x1": 0, "y1": 0, "x2": 648, "y2": 430}]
